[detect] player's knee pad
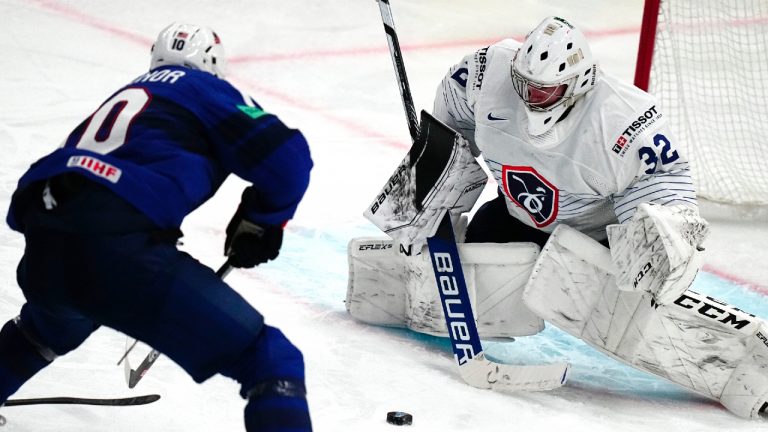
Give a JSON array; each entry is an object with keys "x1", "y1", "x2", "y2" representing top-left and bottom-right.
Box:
[{"x1": 0, "y1": 318, "x2": 52, "y2": 401}]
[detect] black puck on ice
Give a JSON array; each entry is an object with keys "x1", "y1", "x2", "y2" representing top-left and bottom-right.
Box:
[{"x1": 386, "y1": 411, "x2": 413, "y2": 426}]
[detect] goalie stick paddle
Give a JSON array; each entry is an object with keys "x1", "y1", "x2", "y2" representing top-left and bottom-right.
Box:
[
  {"x1": 428, "y1": 214, "x2": 569, "y2": 391},
  {"x1": 375, "y1": 0, "x2": 569, "y2": 391},
  {"x1": 121, "y1": 260, "x2": 233, "y2": 389}
]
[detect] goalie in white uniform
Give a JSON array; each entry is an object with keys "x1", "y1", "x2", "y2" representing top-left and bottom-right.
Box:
[
  {"x1": 349, "y1": 16, "x2": 768, "y2": 419},
  {"x1": 435, "y1": 16, "x2": 698, "y2": 250}
]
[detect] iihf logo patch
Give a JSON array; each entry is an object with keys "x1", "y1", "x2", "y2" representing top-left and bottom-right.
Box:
[{"x1": 501, "y1": 166, "x2": 559, "y2": 227}]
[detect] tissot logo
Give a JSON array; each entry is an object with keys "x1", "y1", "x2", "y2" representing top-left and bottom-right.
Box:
[
  {"x1": 472, "y1": 47, "x2": 489, "y2": 90},
  {"x1": 501, "y1": 166, "x2": 558, "y2": 227}
]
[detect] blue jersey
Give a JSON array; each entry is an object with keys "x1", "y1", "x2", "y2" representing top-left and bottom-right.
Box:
[{"x1": 7, "y1": 66, "x2": 312, "y2": 231}]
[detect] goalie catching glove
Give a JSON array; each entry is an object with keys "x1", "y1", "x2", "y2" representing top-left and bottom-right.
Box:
[
  {"x1": 225, "y1": 187, "x2": 284, "y2": 268},
  {"x1": 607, "y1": 202, "x2": 709, "y2": 304}
]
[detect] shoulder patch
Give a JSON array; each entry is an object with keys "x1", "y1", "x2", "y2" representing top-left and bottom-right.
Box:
[{"x1": 237, "y1": 105, "x2": 268, "y2": 120}]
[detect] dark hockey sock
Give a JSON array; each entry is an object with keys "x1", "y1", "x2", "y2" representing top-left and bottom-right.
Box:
[
  {"x1": 244, "y1": 379, "x2": 311, "y2": 432},
  {"x1": 0, "y1": 319, "x2": 51, "y2": 403},
  {"x1": 221, "y1": 325, "x2": 311, "y2": 431}
]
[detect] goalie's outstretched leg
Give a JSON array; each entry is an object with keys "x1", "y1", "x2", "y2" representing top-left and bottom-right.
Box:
[{"x1": 525, "y1": 224, "x2": 768, "y2": 419}]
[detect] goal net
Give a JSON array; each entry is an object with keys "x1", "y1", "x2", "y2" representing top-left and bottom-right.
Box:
[{"x1": 634, "y1": 0, "x2": 768, "y2": 205}]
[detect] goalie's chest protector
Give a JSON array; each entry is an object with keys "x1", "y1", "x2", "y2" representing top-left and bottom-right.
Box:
[{"x1": 470, "y1": 42, "x2": 629, "y2": 241}]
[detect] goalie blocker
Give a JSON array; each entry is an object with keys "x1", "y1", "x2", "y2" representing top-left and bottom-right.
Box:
[{"x1": 363, "y1": 112, "x2": 487, "y2": 247}]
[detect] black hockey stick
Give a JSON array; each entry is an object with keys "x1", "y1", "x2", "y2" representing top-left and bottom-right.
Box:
[
  {"x1": 121, "y1": 260, "x2": 233, "y2": 389},
  {"x1": 375, "y1": 0, "x2": 569, "y2": 390},
  {"x1": 0, "y1": 394, "x2": 160, "y2": 426},
  {"x1": 4, "y1": 394, "x2": 160, "y2": 407}
]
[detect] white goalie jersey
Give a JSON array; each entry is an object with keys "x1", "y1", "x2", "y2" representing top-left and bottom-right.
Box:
[{"x1": 433, "y1": 39, "x2": 697, "y2": 240}]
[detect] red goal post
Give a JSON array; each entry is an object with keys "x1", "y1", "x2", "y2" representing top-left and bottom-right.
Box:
[{"x1": 634, "y1": 0, "x2": 768, "y2": 205}]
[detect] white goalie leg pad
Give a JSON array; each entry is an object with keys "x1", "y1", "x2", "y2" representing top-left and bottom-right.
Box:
[
  {"x1": 720, "y1": 324, "x2": 768, "y2": 419},
  {"x1": 405, "y1": 241, "x2": 544, "y2": 339},
  {"x1": 524, "y1": 224, "x2": 768, "y2": 419},
  {"x1": 347, "y1": 237, "x2": 544, "y2": 339},
  {"x1": 346, "y1": 237, "x2": 410, "y2": 327}
]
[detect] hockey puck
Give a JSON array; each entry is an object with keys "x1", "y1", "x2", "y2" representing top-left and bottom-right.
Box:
[{"x1": 386, "y1": 411, "x2": 413, "y2": 426}]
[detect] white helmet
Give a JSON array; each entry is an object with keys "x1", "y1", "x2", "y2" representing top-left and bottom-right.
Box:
[
  {"x1": 150, "y1": 23, "x2": 226, "y2": 78},
  {"x1": 511, "y1": 17, "x2": 598, "y2": 136}
]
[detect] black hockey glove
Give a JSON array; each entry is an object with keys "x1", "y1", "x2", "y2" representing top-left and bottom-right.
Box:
[{"x1": 224, "y1": 194, "x2": 284, "y2": 268}]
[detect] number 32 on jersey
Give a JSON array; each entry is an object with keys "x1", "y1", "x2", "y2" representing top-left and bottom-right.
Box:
[{"x1": 639, "y1": 133, "x2": 679, "y2": 174}]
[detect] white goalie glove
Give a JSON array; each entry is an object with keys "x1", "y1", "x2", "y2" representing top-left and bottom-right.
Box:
[{"x1": 607, "y1": 203, "x2": 710, "y2": 304}]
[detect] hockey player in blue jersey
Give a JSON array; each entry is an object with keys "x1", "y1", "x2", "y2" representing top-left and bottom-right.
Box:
[{"x1": 0, "y1": 23, "x2": 313, "y2": 431}]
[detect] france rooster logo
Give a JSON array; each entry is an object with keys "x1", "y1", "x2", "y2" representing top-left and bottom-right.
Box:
[{"x1": 501, "y1": 165, "x2": 559, "y2": 227}]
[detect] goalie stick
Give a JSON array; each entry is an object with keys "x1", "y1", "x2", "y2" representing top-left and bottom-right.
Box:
[
  {"x1": 374, "y1": 0, "x2": 569, "y2": 391},
  {"x1": 120, "y1": 261, "x2": 233, "y2": 388}
]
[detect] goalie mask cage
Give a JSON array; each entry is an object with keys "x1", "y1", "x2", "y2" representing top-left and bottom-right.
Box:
[{"x1": 634, "y1": 0, "x2": 768, "y2": 205}]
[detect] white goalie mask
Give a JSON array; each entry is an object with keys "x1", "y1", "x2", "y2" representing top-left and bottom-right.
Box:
[
  {"x1": 511, "y1": 17, "x2": 598, "y2": 136},
  {"x1": 150, "y1": 23, "x2": 226, "y2": 78}
]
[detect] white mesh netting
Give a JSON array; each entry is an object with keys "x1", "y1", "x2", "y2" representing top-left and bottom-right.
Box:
[{"x1": 649, "y1": 0, "x2": 768, "y2": 205}]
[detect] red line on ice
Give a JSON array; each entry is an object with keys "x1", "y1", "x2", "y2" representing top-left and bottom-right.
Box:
[
  {"x1": 28, "y1": 0, "x2": 152, "y2": 46},
  {"x1": 25, "y1": 0, "x2": 637, "y2": 150},
  {"x1": 229, "y1": 27, "x2": 640, "y2": 64},
  {"x1": 702, "y1": 265, "x2": 768, "y2": 296}
]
